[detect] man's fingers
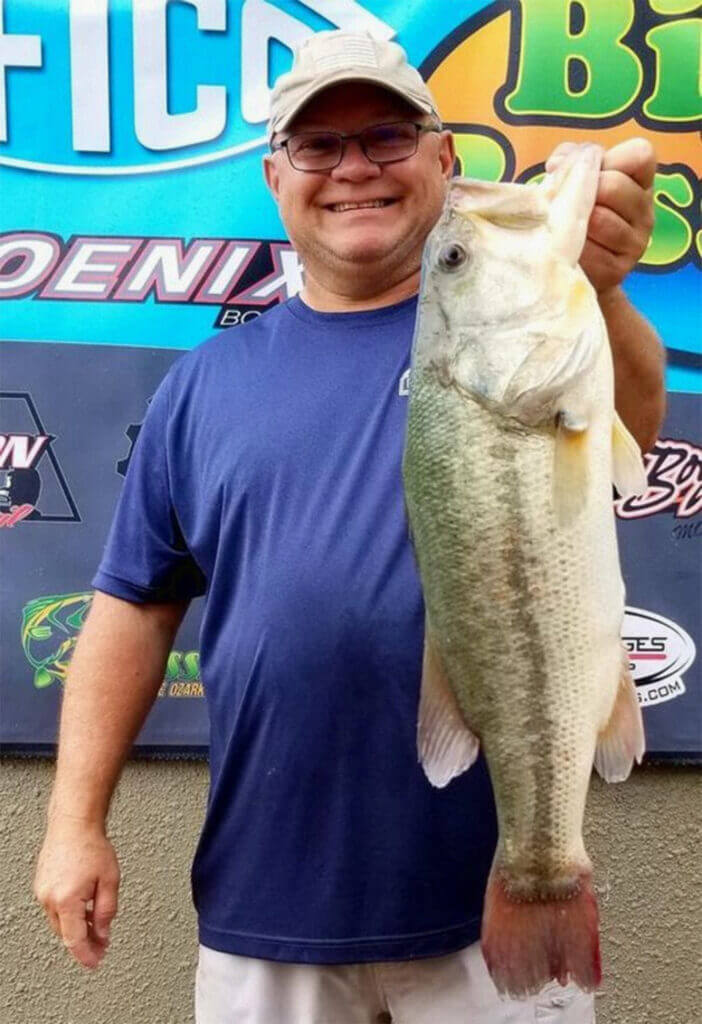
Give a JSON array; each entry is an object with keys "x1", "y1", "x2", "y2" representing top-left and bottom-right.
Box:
[
  {"x1": 545, "y1": 138, "x2": 657, "y2": 192},
  {"x1": 587, "y1": 204, "x2": 637, "y2": 256},
  {"x1": 59, "y1": 906, "x2": 97, "y2": 963},
  {"x1": 579, "y1": 237, "x2": 625, "y2": 294},
  {"x1": 61, "y1": 911, "x2": 88, "y2": 950},
  {"x1": 91, "y1": 874, "x2": 119, "y2": 942},
  {"x1": 601, "y1": 137, "x2": 656, "y2": 189},
  {"x1": 595, "y1": 170, "x2": 653, "y2": 230}
]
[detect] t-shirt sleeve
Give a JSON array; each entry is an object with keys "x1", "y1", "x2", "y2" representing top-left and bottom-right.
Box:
[{"x1": 91, "y1": 372, "x2": 207, "y2": 604}]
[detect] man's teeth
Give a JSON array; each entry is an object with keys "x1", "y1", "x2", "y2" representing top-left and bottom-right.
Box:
[{"x1": 330, "y1": 199, "x2": 394, "y2": 212}]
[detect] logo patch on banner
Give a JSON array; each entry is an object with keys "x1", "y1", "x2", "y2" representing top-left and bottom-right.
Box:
[
  {"x1": 21, "y1": 591, "x2": 203, "y2": 696},
  {"x1": 623, "y1": 607, "x2": 696, "y2": 708},
  {"x1": 615, "y1": 437, "x2": 702, "y2": 521},
  {"x1": 0, "y1": 392, "x2": 80, "y2": 525}
]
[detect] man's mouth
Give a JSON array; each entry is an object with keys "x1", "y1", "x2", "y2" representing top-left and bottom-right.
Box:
[{"x1": 325, "y1": 198, "x2": 399, "y2": 213}]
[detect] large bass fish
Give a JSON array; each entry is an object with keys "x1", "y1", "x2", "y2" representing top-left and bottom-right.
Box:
[{"x1": 402, "y1": 144, "x2": 647, "y2": 998}]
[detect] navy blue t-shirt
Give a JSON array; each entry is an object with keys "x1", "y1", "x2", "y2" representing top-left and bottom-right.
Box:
[{"x1": 92, "y1": 294, "x2": 498, "y2": 963}]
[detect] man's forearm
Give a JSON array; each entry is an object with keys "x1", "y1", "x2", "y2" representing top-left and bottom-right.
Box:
[
  {"x1": 599, "y1": 286, "x2": 666, "y2": 454},
  {"x1": 48, "y1": 592, "x2": 187, "y2": 826}
]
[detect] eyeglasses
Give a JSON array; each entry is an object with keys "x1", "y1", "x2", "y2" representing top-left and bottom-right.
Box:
[{"x1": 271, "y1": 121, "x2": 441, "y2": 172}]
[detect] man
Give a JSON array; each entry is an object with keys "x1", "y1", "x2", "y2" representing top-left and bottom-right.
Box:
[{"x1": 34, "y1": 30, "x2": 665, "y2": 1024}]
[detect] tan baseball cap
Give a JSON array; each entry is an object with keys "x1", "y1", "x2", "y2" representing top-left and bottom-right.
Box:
[{"x1": 267, "y1": 30, "x2": 441, "y2": 141}]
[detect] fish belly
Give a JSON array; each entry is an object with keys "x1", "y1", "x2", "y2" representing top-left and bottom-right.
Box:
[{"x1": 403, "y1": 367, "x2": 624, "y2": 895}]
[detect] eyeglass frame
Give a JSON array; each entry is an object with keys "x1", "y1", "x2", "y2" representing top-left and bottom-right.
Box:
[{"x1": 269, "y1": 120, "x2": 442, "y2": 172}]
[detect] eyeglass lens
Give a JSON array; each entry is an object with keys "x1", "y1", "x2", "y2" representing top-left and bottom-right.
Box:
[{"x1": 287, "y1": 123, "x2": 419, "y2": 170}]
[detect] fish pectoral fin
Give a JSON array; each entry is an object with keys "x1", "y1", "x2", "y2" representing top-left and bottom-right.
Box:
[
  {"x1": 594, "y1": 649, "x2": 646, "y2": 783},
  {"x1": 612, "y1": 411, "x2": 648, "y2": 499},
  {"x1": 553, "y1": 410, "x2": 589, "y2": 526},
  {"x1": 417, "y1": 623, "x2": 480, "y2": 788}
]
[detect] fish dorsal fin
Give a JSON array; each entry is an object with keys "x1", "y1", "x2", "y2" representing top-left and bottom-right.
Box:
[
  {"x1": 594, "y1": 648, "x2": 646, "y2": 782},
  {"x1": 612, "y1": 411, "x2": 648, "y2": 498},
  {"x1": 417, "y1": 622, "x2": 480, "y2": 788},
  {"x1": 541, "y1": 144, "x2": 603, "y2": 265}
]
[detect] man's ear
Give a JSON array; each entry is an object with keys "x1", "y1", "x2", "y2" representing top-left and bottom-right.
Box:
[
  {"x1": 263, "y1": 153, "x2": 280, "y2": 202},
  {"x1": 439, "y1": 130, "x2": 455, "y2": 181}
]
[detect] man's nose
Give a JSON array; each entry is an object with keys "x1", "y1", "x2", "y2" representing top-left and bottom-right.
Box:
[{"x1": 329, "y1": 138, "x2": 382, "y2": 181}]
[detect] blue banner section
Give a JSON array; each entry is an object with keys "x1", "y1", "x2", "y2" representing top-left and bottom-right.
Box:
[{"x1": 1, "y1": 0, "x2": 699, "y2": 755}]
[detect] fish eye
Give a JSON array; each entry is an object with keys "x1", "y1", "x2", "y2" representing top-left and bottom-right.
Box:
[{"x1": 438, "y1": 243, "x2": 468, "y2": 272}]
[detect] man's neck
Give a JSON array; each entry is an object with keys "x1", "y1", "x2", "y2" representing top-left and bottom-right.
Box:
[{"x1": 300, "y1": 266, "x2": 421, "y2": 313}]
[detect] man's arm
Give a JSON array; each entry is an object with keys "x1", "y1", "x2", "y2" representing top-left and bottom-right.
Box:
[
  {"x1": 599, "y1": 285, "x2": 666, "y2": 454},
  {"x1": 34, "y1": 590, "x2": 188, "y2": 969},
  {"x1": 547, "y1": 137, "x2": 667, "y2": 453}
]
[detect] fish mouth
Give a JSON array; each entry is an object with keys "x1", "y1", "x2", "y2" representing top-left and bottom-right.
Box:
[{"x1": 323, "y1": 198, "x2": 399, "y2": 213}]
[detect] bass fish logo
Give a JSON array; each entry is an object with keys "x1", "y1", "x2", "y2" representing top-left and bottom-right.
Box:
[
  {"x1": 622, "y1": 607, "x2": 696, "y2": 707},
  {"x1": 22, "y1": 591, "x2": 202, "y2": 695},
  {"x1": 21, "y1": 593, "x2": 92, "y2": 689}
]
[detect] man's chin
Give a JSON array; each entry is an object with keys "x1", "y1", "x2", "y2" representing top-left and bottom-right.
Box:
[{"x1": 329, "y1": 234, "x2": 403, "y2": 266}]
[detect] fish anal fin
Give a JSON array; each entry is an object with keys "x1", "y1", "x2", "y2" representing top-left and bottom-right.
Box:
[
  {"x1": 553, "y1": 411, "x2": 589, "y2": 526},
  {"x1": 612, "y1": 411, "x2": 648, "y2": 499},
  {"x1": 417, "y1": 623, "x2": 479, "y2": 788},
  {"x1": 594, "y1": 649, "x2": 646, "y2": 783}
]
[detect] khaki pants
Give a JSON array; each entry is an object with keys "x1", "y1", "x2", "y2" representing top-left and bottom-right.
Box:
[{"x1": 195, "y1": 940, "x2": 596, "y2": 1024}]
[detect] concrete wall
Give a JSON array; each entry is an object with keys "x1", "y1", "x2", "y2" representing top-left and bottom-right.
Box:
[{"x1": 2, "y1": 757, "x2": 700, "y2": 1024}]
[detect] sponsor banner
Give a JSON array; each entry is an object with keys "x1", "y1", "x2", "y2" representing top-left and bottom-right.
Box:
[
  {"x1": 615, "y1": 393, "x2": 701, "y2": 758},
  {"x1": 1, "y1": 0, "x2": 699, "y2": 756},
  {"x1": 0, "y1": 340, "x2": 209, "y2": 752}
]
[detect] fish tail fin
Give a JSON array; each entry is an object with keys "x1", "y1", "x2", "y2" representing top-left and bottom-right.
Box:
[{"x1": 481, "y1": 866, "x2": 602, "y2": 998}]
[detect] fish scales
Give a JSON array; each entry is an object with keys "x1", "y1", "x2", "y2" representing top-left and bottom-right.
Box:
[
  {"x1": 405, "y1": 362, "x2": 618, "y2": 883},
  {"x1": 402, "y1": 146, "x2": 647, "y2": 997}
]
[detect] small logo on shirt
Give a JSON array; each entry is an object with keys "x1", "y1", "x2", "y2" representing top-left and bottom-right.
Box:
[{"x1": 398, "y1": 368, "x2": 410, "y2": 397}]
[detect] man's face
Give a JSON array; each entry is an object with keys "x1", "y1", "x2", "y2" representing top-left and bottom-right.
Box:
[{"x1": 263, "y1": 83, "x2": 455, "y2": 287}]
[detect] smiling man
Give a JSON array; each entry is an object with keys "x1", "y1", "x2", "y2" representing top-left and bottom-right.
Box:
[
  {"x1": 264, "y1": 86, "x2": 451, "y2": 310},
  {"x1": 35, "y1": 30, "x2": 665, "y2": 1024}
]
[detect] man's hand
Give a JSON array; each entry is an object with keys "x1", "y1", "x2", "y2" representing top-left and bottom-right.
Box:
[
  {"x1": 546, "y1": 138, "x2": 657, "y2": 295},
  {"x1": 34, "y1": 816, "x2": 120, "y2": 969}
]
